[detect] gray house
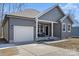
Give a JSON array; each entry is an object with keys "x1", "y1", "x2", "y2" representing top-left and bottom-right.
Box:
[{"x1": 2, "y1": 5, "x2": 73, "y2": 43}]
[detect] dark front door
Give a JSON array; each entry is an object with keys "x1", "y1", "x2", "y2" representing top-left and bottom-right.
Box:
[{"x1": 45, "y1": 25, "x2": 48, "y2": 35}]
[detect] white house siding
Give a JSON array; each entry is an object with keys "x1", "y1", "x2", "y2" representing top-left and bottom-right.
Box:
[
  {"x1": 3, "y1": 20, "x2": 9, "y2": 41},
  {"x1": 38, "y1": 7, "x2": 64, "y2": 22}
]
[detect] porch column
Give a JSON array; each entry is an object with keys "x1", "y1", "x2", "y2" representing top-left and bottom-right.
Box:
[
  {"x1": 51, "y1": 22, "x2": 53, "y2": 37},
  {"x1": 36, "y1": 18, "x2": 38, "y2": 40}
]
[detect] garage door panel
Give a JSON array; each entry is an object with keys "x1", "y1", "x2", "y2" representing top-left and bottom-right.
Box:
[{"x1": 14, "y1": 26, "x2": 34, "y2": 42}]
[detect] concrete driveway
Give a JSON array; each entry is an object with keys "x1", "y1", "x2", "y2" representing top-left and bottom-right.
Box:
[{"x1": 0, "y1": 42, "x2": 79, "y2": 56}]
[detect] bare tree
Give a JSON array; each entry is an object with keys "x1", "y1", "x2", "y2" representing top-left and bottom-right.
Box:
[
  {"x1": 0, "y1": 3, "x2": 27, "y2": 21},
  {"x1": 1, "y1": 3, "x2": 5, "y2": 23}
]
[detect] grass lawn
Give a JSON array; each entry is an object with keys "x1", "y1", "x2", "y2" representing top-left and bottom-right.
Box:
[{"x1": 48, "y1": 38, "x2": 79, "y2": 52}]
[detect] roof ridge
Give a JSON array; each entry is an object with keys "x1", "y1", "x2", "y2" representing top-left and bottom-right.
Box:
[
  {"x1": 35, "y1": 4, "x2": 58, "y2": 18},
  {"x1": 9, "y1": 8, "x2": 40, "y2": 15}
]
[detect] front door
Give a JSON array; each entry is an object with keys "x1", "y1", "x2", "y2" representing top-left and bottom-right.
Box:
[
  {"x1": 45, "y1": 25, "x2": 49, "y2": 36},
  {"x1": 38, "y1": 23, "x2": 50, "y2": 37}
]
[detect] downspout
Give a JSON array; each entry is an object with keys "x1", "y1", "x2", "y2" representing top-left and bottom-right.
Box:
[{"x1": 60, "y1": 22, "x2": 62, "y2": 40}]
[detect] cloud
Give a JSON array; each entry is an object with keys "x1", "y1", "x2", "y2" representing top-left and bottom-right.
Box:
[
  {"x1": 61, "y1": 4, "x2": 79, "y2": 10},
  {"x1": 60, "y1": 3, "x2": 79, "y2": 14},
  {"x1": 60, "y1": 3, "x2": 79, "y2": 24}
]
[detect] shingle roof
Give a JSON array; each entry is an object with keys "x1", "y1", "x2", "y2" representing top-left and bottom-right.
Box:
[{"x1": 9, "y1": 9, "x2": 40, "y2": 18}]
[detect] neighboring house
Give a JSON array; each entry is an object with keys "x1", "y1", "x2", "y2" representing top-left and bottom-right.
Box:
[
  {"x1": 72, "y1": 25, "x2": 79, "y2": 37},
  {"x1": 2, "y1": 5, "x2": 73, "y2": 43},
  {"x1": 0, "y1": 23, "x2": 2, "y2": 38}
]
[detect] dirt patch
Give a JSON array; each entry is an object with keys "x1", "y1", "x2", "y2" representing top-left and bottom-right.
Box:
[
  {"x1": 0, "y1": 48, "x2": 18, "y2": 56},
  {"x1": 48, "y1": 38, "x2": 79, "y2": 52}
]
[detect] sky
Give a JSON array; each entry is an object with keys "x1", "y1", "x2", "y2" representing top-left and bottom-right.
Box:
[
  {"x1": 1, "y1": 3, "x2": 79, "y2": 25},
  {"x1": 26, "y1": 3, "x2": 79, "y2": 25}
]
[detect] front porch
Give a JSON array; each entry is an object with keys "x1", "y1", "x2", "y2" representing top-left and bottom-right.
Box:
[
  {"x1": 35, "y1": 20, "x2": 61, "y2": 41},
  {"x1": 38, "y1": 22, "x2": 51, "y2": 37}
]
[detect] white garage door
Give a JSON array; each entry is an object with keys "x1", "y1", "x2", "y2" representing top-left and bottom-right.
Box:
[{"x1": 14, "y1": 26, "x2": 34, "y2": 42}]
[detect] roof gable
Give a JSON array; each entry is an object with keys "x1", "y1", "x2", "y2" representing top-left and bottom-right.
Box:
[
  {"x1": 36, "y1": 4, "x2": 65, "y2": 18},
  {"x1": 59, "y1": 15, "x2": 73, "y2": 24},
  {"x1": 37, "y1": 5, "x2": 65, "y2": 22}
]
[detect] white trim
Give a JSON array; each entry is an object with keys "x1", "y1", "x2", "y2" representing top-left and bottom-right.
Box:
[
  {"x1": 60, "y1": 15, "x2": 68, "y2": 22},
  {"x1": 51, "y1": 22, "x2": 53, "y2": 37},
  {"x1": 62, "y1": 23, "x2": 66, "y2": 32},
  {"x1": 38, "y1": 19, "x2": 58, "y2": 23},
  {"x1": 67, "y1": 24, "x2": 71, "y2": 32},
  {"x1": 35, "y1": 18, "x2": 38, "y2": 39},
  {"x1": 39, "y1": 20, "x2": 51, "y2": 23}
]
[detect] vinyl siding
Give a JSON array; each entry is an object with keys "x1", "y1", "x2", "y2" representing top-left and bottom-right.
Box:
[
  {"x1": 38, "y1": 7, "x2": 64, "y2": 22},
  {"x1": 61, "y1": 17, "x2": 72, "y2": 39},
  {"x1": 9, "y1": 17, "x2": 36, "y2": 43},
  {"x1": 53, "y1": 23, "x2": 61, "y2": 39}
]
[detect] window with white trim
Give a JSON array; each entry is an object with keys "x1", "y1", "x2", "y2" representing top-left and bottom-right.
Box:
[
  {"x1": 62, "y1": 23, "x2": 66, "y2": 32},
  {"x1": 67, "y1": 24, "x2": 71, "y2": 32}
]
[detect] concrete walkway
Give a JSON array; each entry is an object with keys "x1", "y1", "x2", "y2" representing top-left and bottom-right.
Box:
[{"x1": 0, "y1": 43, "x2": 79, "y2": 56}]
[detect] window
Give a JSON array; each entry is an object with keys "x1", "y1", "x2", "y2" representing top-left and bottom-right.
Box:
[
  {"x1": 38, "y1": 24, "x2": 43, "y2": 34},
  {"x1": 62, "y1": 23, "x2": 66, "y2": 32},
  {"x1": 38, "y1": 24, "x2": 44, "y2": 35},
  {"x1": 67, "y1": 24, "x2": 71, "y2": 32}
]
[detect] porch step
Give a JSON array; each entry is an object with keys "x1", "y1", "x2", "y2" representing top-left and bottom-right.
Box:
[
  {"x1": 37, "y1": 36, "x2": 59, "y2": 41},
  {"x1": 48, "y1": 36, "x2": 59, "y2": 40}
]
